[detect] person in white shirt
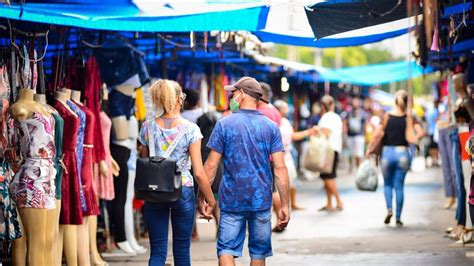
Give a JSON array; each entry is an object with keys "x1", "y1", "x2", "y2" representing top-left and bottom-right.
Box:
[{"x1": 314, "y1": 95, "x2": 344, "y2": 211}]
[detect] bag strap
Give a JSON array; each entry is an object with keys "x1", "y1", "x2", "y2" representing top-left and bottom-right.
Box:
[
  {"x1": 163, "y1": 124, "x2": 187, "y2": 159},
  {"x1": 148, "y1": 119, "x2": 187, "y2": 159}
]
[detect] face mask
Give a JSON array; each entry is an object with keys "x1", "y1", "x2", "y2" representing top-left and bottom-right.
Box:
[{"x1": 230, "y1": 92, "x2": 242, "y2": 112}]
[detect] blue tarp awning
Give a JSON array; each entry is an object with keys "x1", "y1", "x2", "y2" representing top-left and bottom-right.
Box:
[
  {"x1": 255, "y1": 26, "x2": 413, "y2": 48},
  {"x1": 253, "y1": 55, "x2": 431, "y2": 85},
  {"x1": 0, "y1": 1, "x2": 269, "y2": 32}
]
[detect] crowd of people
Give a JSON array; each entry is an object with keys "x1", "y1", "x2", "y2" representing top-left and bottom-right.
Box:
[{"x1": 137, "y1": 70, "x2": 474, "y2": 265}]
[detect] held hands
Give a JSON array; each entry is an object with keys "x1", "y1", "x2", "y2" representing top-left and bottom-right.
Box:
[{"x1": 198, "y1": 193, "x2": 216, "y2": 221}]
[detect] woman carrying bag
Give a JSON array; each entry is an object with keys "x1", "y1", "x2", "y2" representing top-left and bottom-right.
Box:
[
  {"x1": 138, "y1": 79, "x2": 215, "y2": 265},
  {"x1": 367, "y1": 90, "x2": 424, "y2": 227}
]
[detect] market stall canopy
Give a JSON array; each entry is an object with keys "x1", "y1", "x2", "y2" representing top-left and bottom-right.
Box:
[
  {"x1": 0, "y1": 0, "x2": 270, "y2": 32},
  {"x1": 305, "y1": 0, "x2": 419, "y2": 39},
  {"x1": 257, "y1": 0, "x2": 417, "y2": 48},
  {"x1": 251, "y1": 54, "x2": 431, "y2": 85}
]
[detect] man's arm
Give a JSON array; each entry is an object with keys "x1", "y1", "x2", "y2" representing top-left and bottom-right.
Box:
[
  {"x1": 272, "y1": 151, "x2": 290, "y2": 229},
  {"x1": 204, "y1": 150, "x2": 222, "y2": 185}
]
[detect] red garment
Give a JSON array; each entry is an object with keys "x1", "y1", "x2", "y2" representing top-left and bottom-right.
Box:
[
  {"x1": 74, "y1": 100, "x2": 100, "y2": 216},
  {"x1": 459, "y1": 130, "x2": 470, "y2": 161},
  {"x1": 53, "y1": 100, "x2": 83, "y2": 225},
  {"x1": 84, "y1": 57, "x2": 106, "y2": 162},
  {"x1": 258, "y1": 103, "x2": 282, "y2": 126}
]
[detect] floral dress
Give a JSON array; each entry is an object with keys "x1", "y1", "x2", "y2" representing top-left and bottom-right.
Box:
[
  {"x1": 67, "y1": 100, "x2": 87, "y2": 212},
  {"x1": 10, "y1": 112, "x2": 57, "y2": 209}
]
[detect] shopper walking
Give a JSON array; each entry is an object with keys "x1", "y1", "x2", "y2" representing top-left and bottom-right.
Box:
[
  {"x1": 274, "y1": 100, "x2": 317, "y2": 210},
  {"x1": 315, "y1": 95, "x2": 344, "y2": 211},
  {"x1": 369, "y1": 90, "x2": 423, "y2": 227},
  {"x1": 203, "y1": 77, "x2": 290, "y2": 265},
  {"x1": 138, "y1": 79, "x2": 215, "y2": 266},
  {"x1": 345, "y1": 97, "x2": 368, "y2": 171}
]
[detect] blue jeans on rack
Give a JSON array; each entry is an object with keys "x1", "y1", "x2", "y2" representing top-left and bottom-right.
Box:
[
  {"x1": 143, "y1": 187, "x2": 195, "y2": 266},
  {"x1": 381, "y1": 146, "x2": 412, "y2": 221},
  {"x1": 438, "y1": 127, "x2": 457, "y2": 198},
  {"x1": 451, "y1": 128, "x2": 466, "y2": 226}
]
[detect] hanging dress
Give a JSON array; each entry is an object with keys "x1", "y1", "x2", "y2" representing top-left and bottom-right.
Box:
[
  {"x1": 0, "y1": 65, "x2": 21, "y2": 241},
  {"x1": 53, "y1": 100, "x2": 83, "y2": 225},
  {"x1": 52, "y1": 113, "x2": 64, "y2": 200},
  {"x1": 93, "y1": 111, "x2": 115, "y2": 200},
  {"x1": 67, "y1": 100, "x2": 87, "y2": 212},
  {"x1": 73, "y1": 100, "x2": 100, "y2": 216},
  {"x1": 10, "y1": 112, "x2": 57, "y2": 210}
]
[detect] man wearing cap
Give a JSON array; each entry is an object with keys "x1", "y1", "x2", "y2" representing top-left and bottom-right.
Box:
[{"x1": 202, "y1": 77, "x2": 290, "y2": 265}]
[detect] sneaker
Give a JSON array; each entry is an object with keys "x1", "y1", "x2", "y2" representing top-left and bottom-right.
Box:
[
  {"x1": 396, "y1": 220, "x2": 404, "y2": 227},
  {"x1": 384, "y1": 210, "x2": 393, "y2": 224}
]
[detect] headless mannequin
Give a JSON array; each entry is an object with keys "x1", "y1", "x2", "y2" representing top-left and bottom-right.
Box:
[
  {"x1": 453, "y1": 73, "x2": 473, "y2": 241},
  {"x1": 109, "y1": 84, "x2": 135, "y2": 255},
  {"x1": 56, "y1": 90, "x2": 80, "y2": 266},
  {"x1": 10, "y1": 89, "x2": 54, "y2": 266},
  {"x1": 34, "y1": 93, "x2": 61, "y2": 266},
  {"x1": 71, "y1": 90, "x2": 92, "y2": 266},
  {"x1": 125, "y1": 115, "x2": 147, "y2": 254}
]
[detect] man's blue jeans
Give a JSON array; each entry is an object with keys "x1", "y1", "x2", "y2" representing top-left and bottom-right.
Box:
[
  {"x1": 381, "y1": 146, "x2": 412, "y2": 221},
  {"x1": 144, "y1": 187, "x2": 195, "y2": 266}
]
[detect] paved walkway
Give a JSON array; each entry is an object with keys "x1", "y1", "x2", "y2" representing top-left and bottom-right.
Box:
[{"x1": 106, "y1": 157, "x2": 474, "y2": 265}]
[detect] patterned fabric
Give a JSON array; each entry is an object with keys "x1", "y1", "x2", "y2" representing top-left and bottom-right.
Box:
[
  {"x1": 67, "y1": 100, "x2": 87, "y2": 212},
  {"x1": 207, "y1": 109, "x2": 284, "y2": 212},
  {"x1": 93, "y1": 112, "x2": 115, "y2": 200},
  {"x1": 10, "y1": 112, "x2": 57, "y2": 209},
  {"x1": 138, "y1": 119, "x2": 202, "y2": 187},
  {"x1": 74, "y1": 101, "x2": 100, "y2": 216},
  {"x1": 0, "y1": 164, "x2": 22, "y2": 241}
]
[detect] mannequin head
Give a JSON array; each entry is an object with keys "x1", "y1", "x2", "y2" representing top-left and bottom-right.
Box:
[
  {"x1": 274, "y1": 100, "x2": 289, "y2": 117},
  {"x1": 149, "y1": 79, "x2": 185, "y2": 116}
]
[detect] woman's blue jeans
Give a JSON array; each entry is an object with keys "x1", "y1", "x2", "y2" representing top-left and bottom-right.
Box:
[
  {"x1": 451, "y1": 128, "x2": 466, "y2": 226},
  {"x1": 381, "y1": 146, "x2": 412, "y2": 221},
  {"x1": 144, "y1": 187, "x2": 196, "y2": 266}
]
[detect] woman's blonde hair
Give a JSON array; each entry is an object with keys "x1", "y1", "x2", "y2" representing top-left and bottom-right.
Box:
[
  {"x1": 149, "y1": 79, "x2": 182, "y2": 114},
  {"x1": 395, "y1": 90, "x2": 408, "y2": 111}
]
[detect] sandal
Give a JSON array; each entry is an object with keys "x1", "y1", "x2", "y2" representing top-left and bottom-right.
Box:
[
  {"x1": 384, "y1": 210, "x2": 393, "y2": 225},
  {"x1": 318, "y1": 206, "x2": 334, "y2": 212}
]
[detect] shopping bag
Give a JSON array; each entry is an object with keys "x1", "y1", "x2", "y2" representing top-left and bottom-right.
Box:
[
  {"x1": 355, "y1": 158, "x2": 379, "y2": 192},
  {"x1": 303, "y1": 136, "x2": 334, "y2": 174}
]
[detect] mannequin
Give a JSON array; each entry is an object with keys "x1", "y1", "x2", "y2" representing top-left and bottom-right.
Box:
[
  {"x1": 124, "y1": 115, "x2": 147, "y2": 254},
  {"x1": 10, "y1": 88, "x2": 55, "y2": 266},
  {"x1": 71, "y1": 89, "x2": 92, "y2": 266},
  {"x1": 54, "y1": 90, "x2": 81, "y2": 266},
  {"x1": 111, "y1": 85, "x2": 134, "y2": 141},
  {"x1": 109, "y1": 84, "x2": 135, "y2": 255},
  {"x1": 34, "y1": 93, "x2": 62, "y2": 266},
  {"x1": 453, "y1": 73, "x2": 473, "y2": 243}
]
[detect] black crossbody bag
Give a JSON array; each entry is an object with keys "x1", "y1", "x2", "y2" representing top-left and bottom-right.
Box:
[{"x1": 135, "y1": 120, "x2": 187, "y2": 202}]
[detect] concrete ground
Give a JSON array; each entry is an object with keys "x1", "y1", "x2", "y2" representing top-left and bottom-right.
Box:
[{"x1": 106, "y1": 157, "x2": 474, "y2": 265}]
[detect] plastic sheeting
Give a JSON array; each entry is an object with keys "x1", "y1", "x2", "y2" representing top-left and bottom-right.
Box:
[
  {"x1": 305, "y1": 0, "x2": 418, "y2": 39},
  {"x1": 255, "y1": 26, "x2": 413, "y2": 48},
  {"x1": 0, "y1": 1, "x2": 269, "y2": 32}
]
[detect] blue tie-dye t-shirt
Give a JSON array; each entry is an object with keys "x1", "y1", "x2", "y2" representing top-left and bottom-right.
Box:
[{"x1": 207, "y1": 109, "x2": 284, "y2": 212}]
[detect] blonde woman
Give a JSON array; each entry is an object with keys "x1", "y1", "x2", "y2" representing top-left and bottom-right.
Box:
[{"x1": 138, "y1": 79, "x2": 215, "y2": 265}]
